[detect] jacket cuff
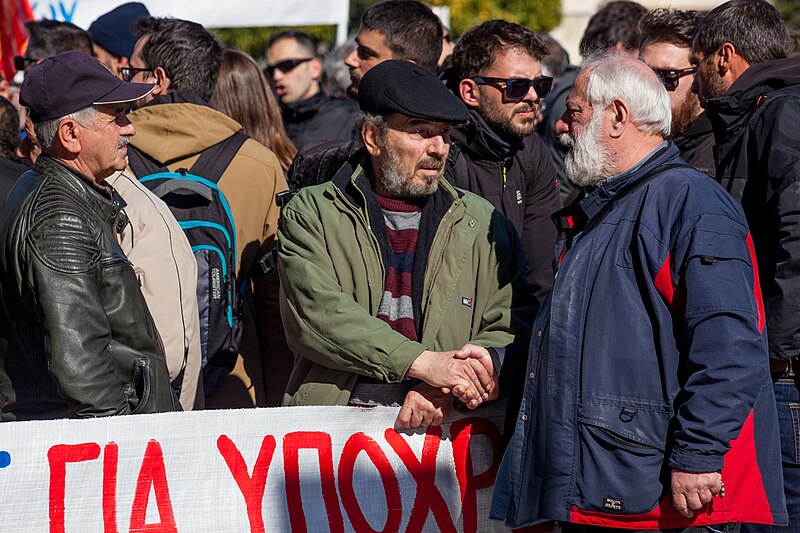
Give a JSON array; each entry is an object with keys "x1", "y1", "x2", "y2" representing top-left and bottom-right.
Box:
[
  {"x1": 382, "y1": 339, "x2": 425, "y2": 383},
  {"x1": 668, "y1": 447, "x2": 725, "y2": 473},
  {"x1": 487, "y1": 347, "x2": 503, "y2": 372}
]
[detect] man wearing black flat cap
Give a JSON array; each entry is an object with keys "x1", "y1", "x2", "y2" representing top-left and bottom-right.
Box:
[
  {"x1": 278, "y1": 60, "x2": 535, "y2": 428},
  {"x1": 0, "y1": 51, "x2": 176, "y2": 420}
]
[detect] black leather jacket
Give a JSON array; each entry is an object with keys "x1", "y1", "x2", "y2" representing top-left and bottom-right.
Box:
[{"x1": 0, "y1": 156, "x2": 176, "y2": 420}]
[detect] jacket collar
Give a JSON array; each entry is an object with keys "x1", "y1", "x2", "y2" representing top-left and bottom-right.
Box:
[
  {"x1": 282, "y1": 91, "x2": 328, "y2": 122},
  {"x1": 34, "y1": 156, "x2": 129, "y2": 230},
  {"x1": 578, "y1": 142, "x2": 677, "y2": 221},
  {"x1": 449, "y1": 109, "x2": 523, "y2": 160}
]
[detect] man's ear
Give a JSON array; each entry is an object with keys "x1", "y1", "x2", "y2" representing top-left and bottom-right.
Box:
[
  {"x1": 56, "y1": 118, "x2": 82, "y2": 156},
  {"x1": 717, "y1": 42, "x2": 736, "y2": 76},
  {"x1": 152, "y1": 66, "x2": 171, "y2": 96},
  {"x1": 362, "y1": 121, "x2": 383, "y2": 157},
  {"x1": 310, "y1": 58, "x2": 323, "y2": 82},
  {"x1": 459, "y1": 78, "x2": 480, "y2": 108},
  {"x1": 608, "y1": 97, "x2": 630, "y2": 138}
]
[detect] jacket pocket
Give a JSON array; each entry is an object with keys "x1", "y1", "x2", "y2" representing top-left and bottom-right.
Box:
[
  {"x1": 574, "y1": 401, "x2": 670, "y2": 515},
  {"x1": 130, "y1": 357, "x2": 152, "y2": 414}
]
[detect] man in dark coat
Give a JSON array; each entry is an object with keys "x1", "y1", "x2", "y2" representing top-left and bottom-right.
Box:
[
  {"x1": 692, "y1": 0, "x2": 800, "y2": 529},
  {"x1": 445, "y1": 19, "x2": 561, "y2": 304}
]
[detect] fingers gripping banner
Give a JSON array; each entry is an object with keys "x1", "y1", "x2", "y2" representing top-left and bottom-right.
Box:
[{"x1": 0, "y1": 403, "x2": 512, "y2": 532}]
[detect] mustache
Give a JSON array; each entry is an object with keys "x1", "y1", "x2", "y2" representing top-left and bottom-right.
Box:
[
  {"x1": 417, "y1": 154, "x2": 445, "y2": 170},
  {"x1": 116, "y1": 136, "x2": 130, "y2": 149},
  {"x1": 513, "y1": 102, "x2": 535, "y2": 115}
]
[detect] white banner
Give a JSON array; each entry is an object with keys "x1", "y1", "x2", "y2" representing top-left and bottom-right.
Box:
[
  {"x1": 30, "y1": 0, "x2": 351, "y2": 42},
  {"x1": 0, "y1": 402, "x2": 511, "y2": 532}
]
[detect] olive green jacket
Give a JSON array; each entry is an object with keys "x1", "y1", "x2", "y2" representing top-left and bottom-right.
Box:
[{"x1": 279, "y1": 152, "x2": 535, "y2": 406}]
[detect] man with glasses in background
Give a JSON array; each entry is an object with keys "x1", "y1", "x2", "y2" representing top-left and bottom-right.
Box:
[
  {"x1": 639, "y1": 8, "x2": 714, "y2": 175},
  {"x1": 446, "y1": 20, "x2": 561, "y2": 305},
  {"x1": 266, "y1": 30, "x2": 357, "y2": 149}
]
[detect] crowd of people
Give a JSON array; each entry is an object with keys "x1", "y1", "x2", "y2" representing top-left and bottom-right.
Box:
[{"x1": 0, "y1": 0, "x2": 796, "y2": 530}]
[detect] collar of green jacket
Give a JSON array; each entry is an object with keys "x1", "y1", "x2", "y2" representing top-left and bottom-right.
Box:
[{"x1": 127, "y1": 101, "x2": 243, "y2": 164}]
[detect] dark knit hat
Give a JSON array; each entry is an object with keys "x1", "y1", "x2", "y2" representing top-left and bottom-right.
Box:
[
  {"x1": 358, "y1": 60, "x2": 469, "y2": 123},
  {"x1": 88, "y1": 2, "x2": 150, "y2": 59}
]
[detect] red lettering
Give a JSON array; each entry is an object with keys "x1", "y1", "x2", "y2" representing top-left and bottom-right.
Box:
[
  {"x1": 384, "y1": 427, "x2": 456, "y2": 532},
  {"x1": 48, "y1": 442, "x2": 101, "y2": 533},
  {"x1": 338, "y1": 432, "x2": 402, "y2": 533},
  {"x1": 283, "y1": 431, "x2": 344, "y2": 533},
  {"x1": 450, "y1": 417, "x2": 501, "y2": 533},
  {"x1": 217, "y1": 434, "x2": 277, "y2": 533},
  {"x1": 103, "y1": 442, "x2": 119, "y2": 533},
  {"x1": 129, "y1": 440, "x2": 178, "y2": 533}
]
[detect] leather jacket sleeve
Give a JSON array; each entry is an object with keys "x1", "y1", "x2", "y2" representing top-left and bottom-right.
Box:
[{"x1": 26, "y1": 205, "x2": 131, "y2": 417}]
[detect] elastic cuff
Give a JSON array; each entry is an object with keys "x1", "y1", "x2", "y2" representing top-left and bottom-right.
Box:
[{"x1": 668, "y1": 447, "x2": 724, "y2": 473}]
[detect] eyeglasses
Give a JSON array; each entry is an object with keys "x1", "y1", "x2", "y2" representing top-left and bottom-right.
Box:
[
  {"x1": 266, "y1": 58, "x2": 314, "y2": 77},
  {"x1": 120, "y1": 67, "x2": 154, "y2": 82},
  {"x1": 652, "y1": 67, "x2": 696, "y2": 91},
  {"x1": 13, "y1": 56, "x2": 39, "y2": 71},
  {"x1": 472, "y1": 76, "x2": 553, "y2": 100}
]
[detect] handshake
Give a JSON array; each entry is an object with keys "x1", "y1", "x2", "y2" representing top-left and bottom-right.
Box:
[{"x1": 396, "y1": 344, "x2": 499, "y2": 428}]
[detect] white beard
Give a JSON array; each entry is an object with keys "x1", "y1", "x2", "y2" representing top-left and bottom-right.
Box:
[{"x1": 559, "y1": 111, "x2": 613, "y2": 188}]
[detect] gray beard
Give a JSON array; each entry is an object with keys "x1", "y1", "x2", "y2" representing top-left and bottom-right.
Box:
[
  {"x1": 560, "y1": 112, "x2": 613, "y2": 188},
  {"x1": 377, "y1": 144, "x2": 442, "y2": 199}
]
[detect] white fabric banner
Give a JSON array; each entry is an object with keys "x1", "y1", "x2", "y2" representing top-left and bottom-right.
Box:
[
  {"x1": 30, "y1": 0, "x2": 351, "y2": 41},
  {"x1": 0, "y1": 403, "x2": 512, "y2": 532}
]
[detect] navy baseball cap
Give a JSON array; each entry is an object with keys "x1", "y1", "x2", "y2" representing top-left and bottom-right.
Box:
[
  {"x1": 20, "y1": 51, "x2": 155, "y2": 123},
  {"x1": 88, "y1": 2, "x2": 150, "y2": 59},
  {"x1": 358, "y1": 60, "x2": 469, "y2": 123}
]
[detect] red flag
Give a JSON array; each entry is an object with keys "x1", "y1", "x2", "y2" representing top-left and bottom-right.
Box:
[{"x1": 0, "y1": 0, "x2": 34, "y2": 81}]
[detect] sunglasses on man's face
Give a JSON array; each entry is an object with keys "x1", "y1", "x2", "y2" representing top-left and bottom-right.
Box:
[
  {"x1": 13, "y1": 56, "x2": 39, "y2": 71},
  {"x1": 119, "y1": 67, "x2": 154, "y2": 82},
  {"x1": 472, "y1": 75, "x2": 554, "y2": 100},
  {"x1": 266, "y1": 58, "x2": 314, "y2": 77},
  {"x1": 652, "y1": 67, "x2": 696, "y2": 91}
]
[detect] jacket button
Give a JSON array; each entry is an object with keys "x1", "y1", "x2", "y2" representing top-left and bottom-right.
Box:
[
  {"x1": 521, "y1": 414, "x2": 528, "y2": 421},
  {"x1": 529, "y1": 372, "x2": 535, "y2": 380},
  {"x1": 388, "y1": 372, "x2": 399, "y2": 382},
  {"x1": 537, "y1": 330, "x2": 543, "y2": 337},
  {"x1": 469, "y1": 220, "x2": 476, "y2": 228}
]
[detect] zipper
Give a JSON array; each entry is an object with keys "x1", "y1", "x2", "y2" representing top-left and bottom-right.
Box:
[{"x1": 501, "y1": 159, "x2": 509, "y2": 191}]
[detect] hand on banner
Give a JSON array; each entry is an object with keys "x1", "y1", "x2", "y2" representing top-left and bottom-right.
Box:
[
  {"x1": 396, "y1": 382, "x2": 452, "y2": 428},
  {"x1": 406, "y1": 349, "x2": 493, "y2": 407}
]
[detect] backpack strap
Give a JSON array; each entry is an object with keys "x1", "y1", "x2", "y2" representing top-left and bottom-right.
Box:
[
  {"x1": 187, "y1": 131, "x2": 250, "y2": 183},
  {"x1": 127, "y1": 145, "x2": 168, "y2": 177}
]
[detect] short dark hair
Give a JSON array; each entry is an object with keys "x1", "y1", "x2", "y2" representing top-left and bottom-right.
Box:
[
  {"x1": 692, "y1": 0, "x2": 790, "y2": 65},
  {"x1": 0, "y1": 97, "x2": 19, "y2": 160},
  {"x1": 639, "y1": 9, "x2": 706, "y2": 48},
  {"x1": 579, "y1": 1, "x2": 647, "y2": 58},
  {"x1": 360, "y1": 0, "x2": 442, "y2": 73},
  {"x1": 136, "y1": 17, "x2": 222, "y2": 101},
  {"x1": 25, "y1": 20, "x2": 93, "y2": 59},
  {"x1": 267, "y1": 30, "x2": 317, "y2": 58},
  {"x1": 450, "y1": 20, "x2": 549, "y2": 81}
]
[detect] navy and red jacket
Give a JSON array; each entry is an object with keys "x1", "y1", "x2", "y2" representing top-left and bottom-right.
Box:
[{"x1": 491, "y1": 143, "x2": 786, "y2": 529}]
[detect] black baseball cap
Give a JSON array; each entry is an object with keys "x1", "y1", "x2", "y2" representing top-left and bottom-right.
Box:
[
  {"x1": 20, "y1": 51, "x2": 155, "y2": 123},
  {"x1": 358, "y1": 60, "x2": 469, "y2": 123}
]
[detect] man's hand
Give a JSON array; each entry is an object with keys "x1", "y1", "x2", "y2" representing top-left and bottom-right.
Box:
[
  {"x1": 671, "y1": 469, "x2": 723, "y2": 518},
  {"x1": 406, "y1": 349, "x2": 493, "y2": 407},
  {"x1": 396, "y1": 383, "x2": 452, "y2": 429},
  {"x1": 453, "y1": 344, "x2": 499, "y2": 402}
]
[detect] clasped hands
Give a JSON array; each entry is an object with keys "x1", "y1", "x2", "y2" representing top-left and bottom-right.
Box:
[{"x1": 396, "y1": 344, "x2": 498, "y2": 429}]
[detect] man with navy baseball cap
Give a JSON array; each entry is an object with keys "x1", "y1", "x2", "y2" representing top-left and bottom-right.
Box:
[
  {"x1": 0, "y1": 51, "x2": 175, "y2": 420},
  {"x1": 278, "y1": 60, "x2": 535, "y2": 428},
  {"x1": 88, "y1": 2, "x2": 150, "y2": 78}
]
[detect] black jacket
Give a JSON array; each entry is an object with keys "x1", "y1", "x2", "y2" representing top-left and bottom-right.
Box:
[
  {"x1": 282, "y1": 91, "x2": 358, "y2": 150},
  {"x1": 447, "y1": 111, "x2": 561, "y2": 302},
  {"x1": 0, "y1": 157, "x2": 26, "y2": 206},
  {"x1": 0, "y1": 156, "x2": 176, "y2": 420},
  {"x1": 673, "y1": 111, "x2": 715, "y2": 176},
  {"x1": 705, "y1": 55, "x2": 800, "y2": 361}
]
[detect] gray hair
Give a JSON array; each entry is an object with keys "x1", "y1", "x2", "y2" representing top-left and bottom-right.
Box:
[
  {"x1": 34, "y1": 105, "x2": 97, "y2": 153},
  {"x1": 356, "y1": 111, "x2": 388, "y2": 146},
  {"x1": 583, "y1": 53, "x2": 672, "y2": 138}
]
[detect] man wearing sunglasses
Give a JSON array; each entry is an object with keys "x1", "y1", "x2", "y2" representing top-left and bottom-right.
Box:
[
  {"x1": 447, "y1": 20, "x2": 561, "y2": 306},
  {"x1": 639, "y1": 8, "x2": 714, "y2": 175},
  {"x1": 266, "y1": 30, "x2": 357, "y2": 149},
  {"x1": 693, "y1": 1, "x2": 800, "y2": 530}
]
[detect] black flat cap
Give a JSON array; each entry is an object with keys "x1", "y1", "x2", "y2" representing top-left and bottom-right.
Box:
[{"x1": 358, "y1": 60, "x2": 469, "y2": 123}]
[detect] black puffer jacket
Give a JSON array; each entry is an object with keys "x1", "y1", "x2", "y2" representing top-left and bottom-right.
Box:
[
  {"x1": 705, "y1": 56, "x2": 800, "y2": 361},
  {"x1": 447, "y1": 111, "x2": 561, "y2": 302},
  {"x1": 282, "y1": 91, "x2": 358, "y2": 150},
  {"x1": 0, "y1": 156, "x2": 176, "y2": 420},
  {"x1": 673, "y1": 111, "x2": 715, "y2": 176}
]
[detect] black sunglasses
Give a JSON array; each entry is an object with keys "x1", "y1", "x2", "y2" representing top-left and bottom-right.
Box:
[
  {"x1": 472, "y1": 76, "x2": 553, "y2": 100},
  {"x1": 266, "y1": 58, "x2": 314, "y2": 77},
  {"x1": 13, "y1": 55, "x2": 39, "y2": 71},
  {"x1": 652, "y1": 67, "x2": 696, "y2": 91},
  {"x1": 120, "y1": 67, "x2": 154, "y2": 82}
]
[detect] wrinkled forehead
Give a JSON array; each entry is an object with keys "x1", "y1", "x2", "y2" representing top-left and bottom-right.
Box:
[
  {"x1": 566, "y1": 69, "x2": 591, "y2": 107},
  {"x1": 385, "y1": 113, "x2": 452, "y2": 131}
]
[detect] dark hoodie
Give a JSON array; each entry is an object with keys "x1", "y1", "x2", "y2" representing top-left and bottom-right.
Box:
[
  {"x1": 447, "y1": 110, "x2": 561, "y2": 303},
  {"x1": 282, "y1": 91, "x2": 358, "y2": 150},
  {"x1": 704, "y1": 55, "x2": 800, "y2": 361}
]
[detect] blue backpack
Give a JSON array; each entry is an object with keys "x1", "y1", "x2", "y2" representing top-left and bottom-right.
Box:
[{"x1": 127, "y1": 133, "x2": 248, "y2": 396}]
